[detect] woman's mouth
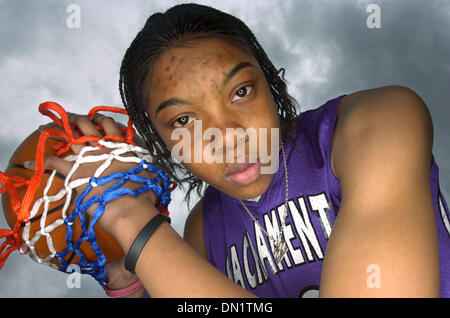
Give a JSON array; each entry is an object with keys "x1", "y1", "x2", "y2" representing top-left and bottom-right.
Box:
[{"x1": 225, "y1": 158, "x2": 261, "y2": 186}]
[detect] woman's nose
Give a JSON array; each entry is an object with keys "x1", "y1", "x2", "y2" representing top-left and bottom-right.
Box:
[{"x1": 206, "y1": 111, "x2": 248, "y2": 158}]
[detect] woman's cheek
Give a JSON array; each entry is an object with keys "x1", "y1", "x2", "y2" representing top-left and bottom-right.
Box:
[{"x1": 183, "y1": 161, "x2": 222, "y2": 183}]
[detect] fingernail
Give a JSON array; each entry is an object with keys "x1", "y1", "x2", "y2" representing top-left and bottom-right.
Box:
[{"x1": 23, "y1": 160, "x2": 33, "y2": 169}]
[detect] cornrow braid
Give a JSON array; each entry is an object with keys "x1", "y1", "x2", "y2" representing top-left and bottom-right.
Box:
[{"x1": 119, "y1": 3, "x2": 301, "y2": 208}]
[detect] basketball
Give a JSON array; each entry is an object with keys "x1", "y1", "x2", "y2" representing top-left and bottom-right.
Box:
[{"x1": 1, "y1": 126, "x2": 124, "y2": 269}]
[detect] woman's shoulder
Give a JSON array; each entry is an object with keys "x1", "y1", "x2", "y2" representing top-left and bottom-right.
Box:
[
  {"x1": 332, "y1": 85, "x2": 429, "y2": 143},
  {"x1": 331, "y1": 85, "x2": 432, "y2": 181},
  {"x1": 296, "y1": 85, "x2": 422, "y2": 136}
]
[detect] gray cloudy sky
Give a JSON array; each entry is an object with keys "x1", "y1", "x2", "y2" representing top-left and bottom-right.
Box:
[{"x1": 0, "y1": 0, "x2": 449, "y2": 297}]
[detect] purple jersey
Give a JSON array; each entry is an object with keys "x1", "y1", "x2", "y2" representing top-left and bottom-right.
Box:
[{"x1": 202, "y1": 94, "x2": 450, "y2": 297}]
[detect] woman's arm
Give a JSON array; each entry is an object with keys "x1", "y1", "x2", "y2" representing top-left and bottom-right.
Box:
[
  {"x1": 320, "y1": 86, "x2": 440, "y2": 297},
  {"x1": 112, "y1": 199, "x2": 256, "y2": 298},
  {"x1": 183, "y1": 199, "x2": 209, "y2": 259},
  {"x1": 103, "y1": 197, "x2": 208, "y2": 298}
]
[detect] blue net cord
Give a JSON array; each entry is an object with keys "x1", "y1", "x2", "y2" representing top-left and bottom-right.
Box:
[{"x1": 54, "y1": 160, "x2": 172, "y2": 287}]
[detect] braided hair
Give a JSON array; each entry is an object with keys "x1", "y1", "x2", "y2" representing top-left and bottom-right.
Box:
[{"x1": 119, "y1": 3, "x2": 300, "y2": 207}]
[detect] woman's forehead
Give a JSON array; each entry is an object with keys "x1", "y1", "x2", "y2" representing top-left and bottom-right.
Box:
[
  {"x1": 146, "y1": 39, "x2": 259, "y2": 110},
  {"x1": 155, "y1": 38, "x2": 252, "y2": 74}
]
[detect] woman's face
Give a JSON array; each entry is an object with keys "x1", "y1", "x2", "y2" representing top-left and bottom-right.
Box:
[{"x1": 145, "y1": 38, "x2": 280, "y2": 200}]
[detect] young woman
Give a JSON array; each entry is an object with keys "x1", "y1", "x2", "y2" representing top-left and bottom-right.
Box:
[{"x1": 27, "y1": 3, "x2": 450, "y2": 297}]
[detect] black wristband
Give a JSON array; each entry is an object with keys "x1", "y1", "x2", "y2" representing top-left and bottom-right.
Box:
[{"x1": 124, "y1": 213, "x2": 171, "y2": 274}]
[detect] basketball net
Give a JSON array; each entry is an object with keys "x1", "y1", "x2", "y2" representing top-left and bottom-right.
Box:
[{"x1": 0, "y1": 101, "x2": 176, "y2": 286}]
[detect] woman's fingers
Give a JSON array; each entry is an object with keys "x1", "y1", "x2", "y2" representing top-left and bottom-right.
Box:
[
  {"x1": 92, "y1": 113, "x2": 123, "y2": 137},
  {"x1": 38, "y1": 112, "x2": 125, "y2": 156},
  {"x1": 69, "y1": 129, "x2": 85, "y2": 154},
  {"x1": 67, "y1": 112, "x2": 124, "y2": 145},
  {"x1": 67, "y1": 112, "x2": 102, "y2": 147},
  {"x1": 24, "y1": 155, "x2": 73, "y2": 176}
]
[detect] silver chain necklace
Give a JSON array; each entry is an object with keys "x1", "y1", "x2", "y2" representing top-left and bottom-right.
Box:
[{"x1": 239, "y1": 141, "x2": 289, "y2": 264}]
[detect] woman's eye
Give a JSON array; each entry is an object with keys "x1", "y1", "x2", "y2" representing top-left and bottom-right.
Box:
[
  {"x1": 172, "y1": 115, "x2": 194, "y2": 128},
  {"x1": 232, "y1": 85, "x2": 253, "y2": 102}
]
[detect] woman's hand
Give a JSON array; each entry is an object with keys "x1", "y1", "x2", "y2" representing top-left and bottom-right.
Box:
[
  {"x1": 24, "y1": 112, "x2": 161, "y2": 238},
  {"x1": 105, "y1": 257, "x2": 146, "y2": 298},
  {"x1": 25, "y1": 112, "x2": 163, "y2": 297}
]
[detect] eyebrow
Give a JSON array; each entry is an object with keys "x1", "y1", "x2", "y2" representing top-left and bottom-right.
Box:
[{"x1": 155, "y1": 61, "x2": 255, "y2": 116}]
